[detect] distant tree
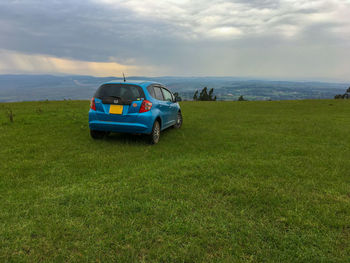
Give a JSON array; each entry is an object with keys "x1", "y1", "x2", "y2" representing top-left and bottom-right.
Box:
[
  {"x1": 193, "y1": 90, "x2": 198, "y2": 101},
  {"x1": 193, "y1": 87, "x2": 216, "y2": 101},
  {"x1": 347, "y1": 87, "x2": 350, "y2": 93},
  {"x1": 199, "y1": 87, "x2": 209, "y2": 101},
  {"x1": 173, "y1": 92, "x2": 182, "y2": 102},
  {"x1": 238, "y1": 95, "x2": 247, "y2": 101},
  {"x1": 208, "y1": 88, "x2": 216, "y2": 101},
  {"x1": 208, "y1": 88, "x2": 214, "y2": 99},
  {"x1": 334, "y1": 94, "x2": 342, "y2": 99}
]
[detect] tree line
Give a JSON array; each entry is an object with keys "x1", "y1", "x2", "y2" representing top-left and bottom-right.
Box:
[
  {"x1": 334, "y1": 87, "x2": 350, "y2": 99},
  {"x1": 193, "y1": 87, "x2": 216, "y2": 101},
  {"x1": 192, "y1": 87, "x2": 247, "y2": 101}
]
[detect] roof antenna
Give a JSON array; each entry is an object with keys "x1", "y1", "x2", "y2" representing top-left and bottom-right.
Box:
[{"x1": 122, "y1": 72, "x2": 126, "y2": 82}]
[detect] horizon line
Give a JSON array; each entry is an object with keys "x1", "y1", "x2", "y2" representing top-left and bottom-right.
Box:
[{"x1": 0, "y1": 73, "x2": 349, "y2": 84}]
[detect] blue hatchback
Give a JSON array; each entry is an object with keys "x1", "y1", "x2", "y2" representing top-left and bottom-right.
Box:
[{"x1": 89, "y1": 80, "x2": 182, "y2": 144}]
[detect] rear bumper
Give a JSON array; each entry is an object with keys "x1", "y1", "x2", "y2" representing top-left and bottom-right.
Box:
[
  {"x1": 89, "y1": 120, "x2": 150, "y2": 133},
  {"x1": 88, "y1": 109, "x2": 154, "y2": 134}
]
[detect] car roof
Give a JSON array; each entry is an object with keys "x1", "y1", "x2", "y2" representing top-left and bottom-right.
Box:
[{"x1": 101, "y1": 80, "x2": 162, "y2": 88}]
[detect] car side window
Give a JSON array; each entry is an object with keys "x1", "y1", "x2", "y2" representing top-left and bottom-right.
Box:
[
  {"x1": 147, "y1": 86, "x2": 156, "y2": 98},
  {"x1": 153, "y1": 86, "x2": 164, "y2": 101},
  {"x1": 162, "y1": 88, "x2": 173, "y2": 102}
]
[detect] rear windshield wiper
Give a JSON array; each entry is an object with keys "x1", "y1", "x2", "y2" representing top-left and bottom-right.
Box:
[
  {"x1": 100, "y1": 96, "x2": 134, "y2": 105},
  {"x1": 105, "y1": 95, "x2": 122, "y2": 100},
  {"x1": 109, "y1": 96, "x2": 133, "y2": 104},
  {"x1": 97, "y1": 95, "x2": 122, "y2": 100}
]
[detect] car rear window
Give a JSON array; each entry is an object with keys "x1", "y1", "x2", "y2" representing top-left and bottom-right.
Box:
[{"x1": 94, "y1": 84, "x2": 145, "y2": 101}]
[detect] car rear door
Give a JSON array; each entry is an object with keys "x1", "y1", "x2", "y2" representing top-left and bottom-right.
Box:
[{"x1": 94, "y1": 84, "x2": 145, "y2": 123}]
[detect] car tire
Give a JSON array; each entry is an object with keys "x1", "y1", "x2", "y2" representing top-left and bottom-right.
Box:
[
  {"x1": 149, "y1": 120, "x2": 160, "y2": 144},
  {"x1": 173, "y1": 111, "x2": 182, "y2": 129},
  {"x1": 90, "y1": 129, "x2": 106, "y2": 139}
]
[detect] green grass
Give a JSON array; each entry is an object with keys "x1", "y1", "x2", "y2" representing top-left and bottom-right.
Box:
[{"x1": 0, "y1": 100, "x2": 350, "y2": 262}]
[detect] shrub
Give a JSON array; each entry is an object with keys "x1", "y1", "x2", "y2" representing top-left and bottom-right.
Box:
[
  {"x1": 7, "y1": 109, "x2": 14, "y2": 122},
  {"x1": 238, "y1": 95, "x2": 247, "y2": 101}
]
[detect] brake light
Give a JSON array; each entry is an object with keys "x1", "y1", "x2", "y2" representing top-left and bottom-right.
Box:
[
  {"x1": 139, "y1": 100, "x2": 152, "y2": 113},
  {"x1": 90, "y1": 97, "x2": 96, "y2": 111}
]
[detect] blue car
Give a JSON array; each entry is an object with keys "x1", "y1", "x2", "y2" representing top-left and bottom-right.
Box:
[{"x1": 89, "y1": 80, "x2": 182, "y2": 144}]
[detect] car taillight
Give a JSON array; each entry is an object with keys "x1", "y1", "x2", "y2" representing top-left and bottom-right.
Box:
[
  {"x1": 90, "y1": 97, "x2": 96, "y2": 111},
  {"x1": 139, "y1": 100, "x2": 152, "y2": 113}
]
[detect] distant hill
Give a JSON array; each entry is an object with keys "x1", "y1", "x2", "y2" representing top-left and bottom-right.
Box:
[{"x1": 0, "y1": 74, "x2": 347, "y2": 102}]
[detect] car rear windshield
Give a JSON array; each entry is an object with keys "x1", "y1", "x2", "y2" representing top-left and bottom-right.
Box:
[{"x1": 94, "y1": 84, "x2": 145, "y2": 101}]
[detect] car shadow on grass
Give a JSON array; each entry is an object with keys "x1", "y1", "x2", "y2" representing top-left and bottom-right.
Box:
[
  {"x1": 104, "y1": 132, "x2": 148, "y2": 145},
  {"x1": 103, "y1": 127, "x2": 174, "y2": 145}
]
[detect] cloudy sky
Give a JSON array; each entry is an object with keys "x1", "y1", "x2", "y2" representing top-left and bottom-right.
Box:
[{"x1": 0, "y1": 0, "x2": 349, "y2": 80}]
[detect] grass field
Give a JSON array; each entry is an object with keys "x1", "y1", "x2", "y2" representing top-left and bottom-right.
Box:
[{"x1": 0, "y1": 100, "x2": 350, "y2": 262}]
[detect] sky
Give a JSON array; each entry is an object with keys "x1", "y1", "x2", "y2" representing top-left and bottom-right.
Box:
[{"x1": 0, "y1": 0, "x2": 349, "y2": 80}]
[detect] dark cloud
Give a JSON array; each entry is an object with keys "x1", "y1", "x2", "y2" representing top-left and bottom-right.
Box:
[{"x1": 0, "y1": 0, "x2": 349, "y2": 79}]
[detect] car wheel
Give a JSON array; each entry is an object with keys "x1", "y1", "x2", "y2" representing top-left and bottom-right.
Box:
[
  {"x1": 150, "y1": 120, "x2": 160, "y2": 144},
  {"x1": 173, "y1": 111, "x2": 182, "y2": 129},
  {"x1": 90, "y1": 129, "x2": 106, "y2": 139}
]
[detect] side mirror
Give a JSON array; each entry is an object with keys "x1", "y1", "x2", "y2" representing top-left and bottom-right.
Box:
[
  {"x1": 172, "y1": 93, "x2": 181, "y2": 102},
  {"x1": 174, "y1": 96, "x2": 181, "y2": 102}
]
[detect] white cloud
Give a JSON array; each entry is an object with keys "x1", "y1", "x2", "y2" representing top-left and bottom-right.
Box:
[{"x1": 208, "y1": 27, "x2": 242, "y2": 38}]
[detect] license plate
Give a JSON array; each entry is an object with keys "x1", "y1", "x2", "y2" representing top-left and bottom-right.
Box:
[{"x1": 109, "y1": 105, "x2": 123, "y2": 114}]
